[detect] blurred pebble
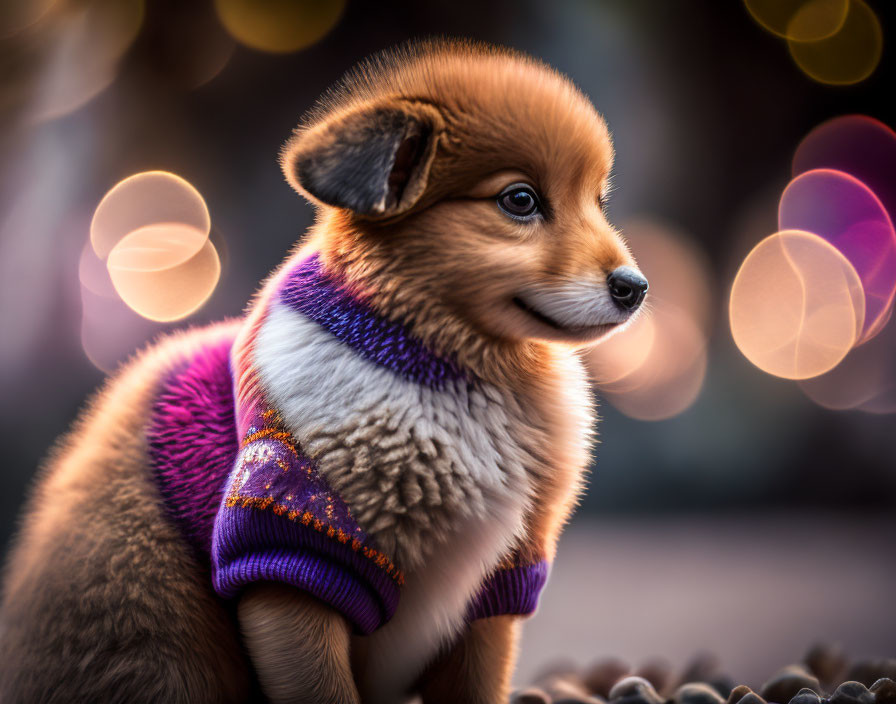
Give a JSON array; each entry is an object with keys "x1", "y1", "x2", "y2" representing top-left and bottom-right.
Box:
[
  {"x1": 585, "y1": 659, "x2": 632, "y2": 698},
  {"x1": 805, "y1": 644, "x2": 848, "y2": 687},
  {"x1": 680, "y1": 654, "x2": 723, "y2": 686},
  {"x1": 609, "y1": 676, "x2": 663, "y2": 704},
  {"x1": 537, "y1": 675, "x2": 591, "y2": 701},
  {"x1": 673, "y1": 682, "x2": 726, "y2": 704},
  {"x1": 738, "y1": 693, "x2": 769, "y2": 704},
  {"x1": 525, "y1": 650, "x2": 896, "y2": 704},
  {"x1": 829, "y1": 681, "x2": 875, "y2": 704},
  {"x1": 536, "y1": 660, "x2": 583, "y2": 683},
  {"x1": 728, "y1": 685, "x2": 755, "y2": 704},
  {"x1": 870, "y1": 678, "x2": 896, "y2": 704},
  {"x1": 761, "y1": 665, "x2": 821, "y2": 703},
  {"x1": 709, "y1": 675, "x2": 736, "y2": 698},
  {"x1": 847, "y1": 660, "x2": 896, "y2": 687},
  {"x1": 512, "y1": 688, "x2": 552, "y2": 704},
  {"x1": 636, "y1": 659, "x2": 674, "y2": 695},
  {"x1": 788, "y1": 687, "x2": 823, "y2": 704}
]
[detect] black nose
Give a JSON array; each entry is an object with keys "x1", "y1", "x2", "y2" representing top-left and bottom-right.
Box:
[{"x1": 607, "y1": 266, "x2": 648, "y2": 311}]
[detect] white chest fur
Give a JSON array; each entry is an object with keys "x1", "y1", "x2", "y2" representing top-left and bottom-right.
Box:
[{"x1": 254, "y1": 302, "x2": 541, "y2": 701}]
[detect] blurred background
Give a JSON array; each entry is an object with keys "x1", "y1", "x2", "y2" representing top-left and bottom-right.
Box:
[{"x1": 1, "y1": 0, "x2": 894, "y2": 690}]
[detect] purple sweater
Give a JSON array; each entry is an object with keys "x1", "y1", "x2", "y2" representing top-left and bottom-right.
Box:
[{"x1": 147, "y1": 254, "x2": 548, "y2": 634}]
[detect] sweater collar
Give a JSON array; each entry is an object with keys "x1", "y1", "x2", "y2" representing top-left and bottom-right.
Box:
[{"x1": 277, "y1": 253, "x2": 467, "y2": 389}]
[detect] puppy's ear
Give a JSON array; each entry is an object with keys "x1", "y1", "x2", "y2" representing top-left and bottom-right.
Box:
[{"x1": 281, "y1": 99, "x2": 443, "y2": 218}]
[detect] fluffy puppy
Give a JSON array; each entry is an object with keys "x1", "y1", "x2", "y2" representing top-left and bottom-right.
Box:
[{"x1": 0, "y1": 39, "x2": 647, "y2": 704}]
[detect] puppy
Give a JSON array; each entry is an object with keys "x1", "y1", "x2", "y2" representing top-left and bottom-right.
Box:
[{"x1": 0, "y1": 39, "x2": 647, "y2": 704}]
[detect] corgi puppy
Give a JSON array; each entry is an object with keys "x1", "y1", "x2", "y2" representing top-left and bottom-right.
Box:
[{"x1": 0, "y1": 39, "x2": 646, "y2": 704}]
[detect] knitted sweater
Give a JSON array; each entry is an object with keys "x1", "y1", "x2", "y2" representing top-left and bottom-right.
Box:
[{"x1": 147, "y1": 253, "x2": 548, "y2": 635}]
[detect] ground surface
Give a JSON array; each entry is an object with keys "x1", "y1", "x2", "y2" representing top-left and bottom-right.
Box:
[{"x1": 515, "y1": 513, "x2": 896, "y2": 688}]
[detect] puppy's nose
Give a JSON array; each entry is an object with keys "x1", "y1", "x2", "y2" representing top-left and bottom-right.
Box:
[{"x1": 607, "y1": 266, "x2": 648, "y2": 311}]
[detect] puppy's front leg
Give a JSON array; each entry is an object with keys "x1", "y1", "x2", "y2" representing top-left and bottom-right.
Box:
[
  {"x1": 238, "y1": 582, "x2": 360, "y2": 704},
  {"x1": 418, "y1": 615, "x2": 521, "y2": 704}
]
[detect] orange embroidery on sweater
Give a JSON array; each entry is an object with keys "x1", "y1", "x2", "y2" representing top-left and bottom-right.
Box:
[
  {"x1": 242, "y1": 428, "x2": 300, "y2": 454},
  {"x1": 224, "y1": 492, "x2": 404, "y2": 585}
]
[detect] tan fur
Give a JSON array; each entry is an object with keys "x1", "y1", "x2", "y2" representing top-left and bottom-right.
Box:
[
  {"x1": 0, "y1": 323, "x2": 249, "y2": 703},
  {"x1": 0, "y1": 39, "x2": 641, "y2": 703},
  {"x1": 417, "y1": 616, "x2": 521, "y2": 704},
  {"x1": 238, "y1": 583, "x2": 359, "y2": 703}
]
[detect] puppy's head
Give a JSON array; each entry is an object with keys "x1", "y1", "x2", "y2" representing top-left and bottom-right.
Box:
[{"x1": 282, "y1": 40, "x2": 647, "y2": 347}]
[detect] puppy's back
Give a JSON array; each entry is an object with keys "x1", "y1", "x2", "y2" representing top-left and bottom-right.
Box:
[{"x1": 0, "y1": 322, "x2": 249, "y2": 703}]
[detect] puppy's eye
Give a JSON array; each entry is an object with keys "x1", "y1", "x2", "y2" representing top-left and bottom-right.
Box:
[{"x1": 497, "y1": 185, "x2": 541, "y2": 221}]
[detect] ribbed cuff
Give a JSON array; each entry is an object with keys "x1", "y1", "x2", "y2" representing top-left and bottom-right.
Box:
[
  {"x1": 465, "y1": 560, "x2": 550, "y2": 621},
  {"x1": 212, "y1": 504, "x2": 400, "y2": 635}
]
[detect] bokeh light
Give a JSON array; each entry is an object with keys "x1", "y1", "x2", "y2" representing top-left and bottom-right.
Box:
[
  {"x1": 792, "y1": 116, "x2": 896, "y2": 231},
  {"x1": 587, "y1": 218, "x2": 711, "y2": 421},
  {"x1": 586, "y1": 312, "x2": 657, "y2": 386},
  {"x1": 87, "y1": 171, "x2": 221, "y2": 326},
  {"x1": 144, "y1": 4, "x2": 235, "y2": 90},
  {"x1": 107, "y1": 222, "x2": 208, "y2": 273},
  {"x1": 214, "y1": 0, "x2": 345, "y2": 54},
  {"x1": 0, "y1": 0, "x2": 57, "y2": 38},
  {"x1": 107, "y1": 224, "x2": 221, "y2": 322},
  {"x1": 729, "y1": 230, "x2": 865, "y2": 380},
  {"x1": 90, "y1": 171, "x2": 211, "y2": 258},
  {"x1": 798, "y1": 310, "x2": 896, "y2": 413},
  {"x1": 778, "y1": 169, "x2": 896, "y2": 343},
  {"x1": 80, "y1": 283, "x2": 156, "y2": 373},
  {"x1": 743, "y1": 0, "x2": 849, "y2": 41},
  {"x1": 184, "y1": 37, "x2": 234, "y2": 90},
  {"x1": 78, "y1": 238, "x2": 117, "y2": 298},
  {"x1": 786, "y1": 0, "x2": 882, "y2": 86},
  {"x1": 31, "y1": 0, "x2": 144, "y2": 122},
  {"x1": 598, "y1": 306, "x2": 709, "y2": 422}
]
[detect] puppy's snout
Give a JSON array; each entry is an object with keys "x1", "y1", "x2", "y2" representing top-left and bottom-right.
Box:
[{"x1": 607, "y1": 266, "x2": 648, "y2": 311}]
